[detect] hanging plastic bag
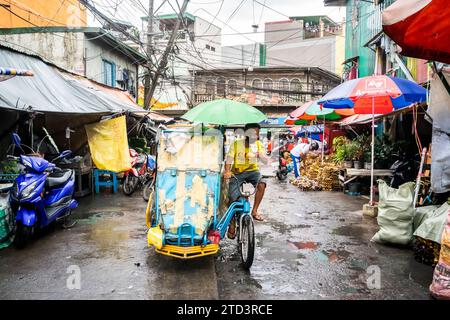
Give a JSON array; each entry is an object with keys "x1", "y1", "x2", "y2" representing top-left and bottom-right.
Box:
[
  {"x1": 85, "y1": 116, "x2": 131, "y2": 173},
  {"x1": 430, "y1": 210, "x2": 450, "y2": 300},
  {"x1": 371, "y1": 180, "x2": 415, "y2": 245}
]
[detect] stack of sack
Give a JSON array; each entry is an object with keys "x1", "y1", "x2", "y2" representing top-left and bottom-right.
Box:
[
  {"x1": 430, "y1": 210, "x2": 450, "y2": 300},
  {"x1": 371, "y1": 180, "x2": 416, "y2": 245},
  {"x1": 413, "y1": 202, "x2": 450, "y2": 266},
  {"x1": 369, "y1": 179, "x2": 450, "y2": 299}
]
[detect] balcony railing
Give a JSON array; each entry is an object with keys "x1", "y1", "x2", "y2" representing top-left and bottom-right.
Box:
[
  {"x1": 279, "y1": 93, "x2": 305, "y2": 104},
  {"x1": 194, "y1": 93, "x2": 214, "y2": 104},
  {"x1": 194, "y1": 92, "x2": 311, "y2": 105}
]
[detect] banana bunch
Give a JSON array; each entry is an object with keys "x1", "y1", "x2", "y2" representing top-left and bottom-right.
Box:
[{"x1": 294, "y1": 155, "x2": 340, "y2": 191}]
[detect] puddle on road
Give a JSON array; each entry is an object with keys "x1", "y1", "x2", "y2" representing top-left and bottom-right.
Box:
[
  {"x1": 332, "y1": 225, "x2": 368, "y2": 240},
  {"x1": 75, "y1": 211, "x2": 132, "y2": 260},
  {"x1": 317, "y1": 249, "x2": 351, "y2": 263},
  {"x1": 287, "y1": 240, "x2": 319, "y2": 250},
  {"x1": 348, "y1": 258, "x2": 368, "y2": 271},
  {"x1": 77, "y1": 211, "x2": 125, "y2": 225},
  {"x1": 269, "y1": 220, "x2": 312, "y2": 234}
]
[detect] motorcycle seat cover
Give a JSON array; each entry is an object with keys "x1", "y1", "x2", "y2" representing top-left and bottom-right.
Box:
[
  {"x1": 46, "y1": 169, "x2": 73, "y2": 188},
  {"x1": 137, "y1": 155, "x2": 147, "y2": 165}
]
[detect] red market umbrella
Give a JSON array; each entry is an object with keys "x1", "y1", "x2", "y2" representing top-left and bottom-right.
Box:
[{"x1": 382, "y1": 0, "x2": 450, "y2": 64}]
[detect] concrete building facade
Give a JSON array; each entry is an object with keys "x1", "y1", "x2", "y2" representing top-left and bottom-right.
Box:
[
  {"x1": 191, "y1": 66, "x2": 341, "y2": 115},
  {"x1": 221, "y1": 43, "x2": 264, "y2": 68},
  {"x1": 0, "y1": 0, "x2": 87, "y2": 28},
  {"x1": 264, "y1": 16, "x2": 345, "y2": 76},
  {"x1": 0, "y1": 27, "x2": 147, "y2": 101}
]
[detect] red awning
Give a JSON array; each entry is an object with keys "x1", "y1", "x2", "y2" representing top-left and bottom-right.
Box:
[{"x1": 382, "y1": 0, "x2": 450, "y2": 64}]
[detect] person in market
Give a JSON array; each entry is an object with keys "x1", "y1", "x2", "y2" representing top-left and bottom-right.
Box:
[
  {"x1": 285, "y1": 133, "x2": 296, "y2": 152},
  {"x1": 290, "y1": 140, "x2": 320, "y2": 178},
  {"x1": 223, "y1": 123, "x2": 270, "y2": 239}
]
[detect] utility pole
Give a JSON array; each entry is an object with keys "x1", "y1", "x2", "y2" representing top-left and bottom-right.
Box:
[
  {"x1": 144, "y1": 0, "x2": 154, "y2": 108},
  {"x1": 144, "y1": 0, "x2": 189, "y2": 110},
  {"x1": 79, "y1": 0, "x2": 142, "y2": 45}
]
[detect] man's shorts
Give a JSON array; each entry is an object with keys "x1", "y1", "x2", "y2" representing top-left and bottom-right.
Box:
[{"x1": 229, "y1": 170, "x2": 266, "y2": 202}]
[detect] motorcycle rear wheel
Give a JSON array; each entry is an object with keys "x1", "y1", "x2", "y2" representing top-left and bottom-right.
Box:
[
  {"x1": 123, "y1": 175, "x2": 138, "y2": 196},
  {"x1": 142, "y1": 179, "x2": 154, "y2": 202},
  {"x1": 276, "y1": 171, "x2": 288, "y2": 181}
]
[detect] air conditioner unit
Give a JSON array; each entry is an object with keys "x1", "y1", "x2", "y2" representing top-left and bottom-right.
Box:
[{"x1": 116, "y1": 68, "x2": 124, "y2": 82}]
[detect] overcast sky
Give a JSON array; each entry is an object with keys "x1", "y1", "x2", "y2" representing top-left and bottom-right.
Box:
[{"x1": 90, "y1": 0, "x2": 346, "y2": 46}]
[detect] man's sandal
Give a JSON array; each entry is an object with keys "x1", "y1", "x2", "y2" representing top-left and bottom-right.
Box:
[{"x1": 252, "y1": 213, "x2": 265, "y2": 222}]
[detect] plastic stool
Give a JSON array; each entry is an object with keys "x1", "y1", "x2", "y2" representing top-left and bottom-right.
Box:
[{"x1": 93, "y1": 169, "x2": 117, "y2": 194}]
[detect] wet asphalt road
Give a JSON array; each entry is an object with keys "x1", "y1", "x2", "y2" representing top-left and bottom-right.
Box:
[{"x1": 0, "y1": 178, "x2": 433, "y2": 300}]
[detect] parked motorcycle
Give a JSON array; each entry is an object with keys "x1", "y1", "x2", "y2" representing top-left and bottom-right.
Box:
[
  {"x1": 389, "y1": 152, "x2": 419, "y2": 188},
  {"x1": 276, "y1": 150, "x2": 293, "y2": 181},
  {"x1": 123, "y1": 149, "x2": 154, "y2": 196},
  {"x1": 8, "y1": 133, "x2": 78, "y2": 248},
  {"x1": 142, "y1": 155, "x2": 156, "y2": 201}
]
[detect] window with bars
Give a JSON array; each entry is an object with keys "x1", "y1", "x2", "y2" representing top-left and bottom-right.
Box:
[
  {"x1": 102, "y1": 59, "x2": 116, "y2": 87},
  {"x1": 263, "y1": 78, "x2": 273, "y2": 91},
  {"x1": 205, "y1": 80, "x2": 215, "y2": 94},
  {"x1": 217, "y1": 77, "x2": 226, "y2": 96},
  {"x1": 228, "y1": 79, "x2": 237, "y2": 95},
  {"x1": 290, "y1": 79, "x2": 302, "y2": 92},
  {"x1": 279, "y1": 78, "x2": 290, "y2": 92},
  {"x1": 252, "y1": 79, "x2": 262, "y2": 93}
]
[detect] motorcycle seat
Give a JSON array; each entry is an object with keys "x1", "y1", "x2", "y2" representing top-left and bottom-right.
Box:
[
  {"x1": 136, "y1": 155, "x2": 147, "y2": 166},
  {"x1": 46, "y1": 169, "x2": 73, "y2": 188}
]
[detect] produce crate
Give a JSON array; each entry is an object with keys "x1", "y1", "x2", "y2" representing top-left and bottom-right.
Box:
[
  {"x1": 0, "y1": 193, "x2": 14, "y2": 249},
  {"x1": 0, "y1": 174, "x2": 19, "y2": 183},
  {"x1": 413, "y1": 236, "x2": 441, "y2": 267}
]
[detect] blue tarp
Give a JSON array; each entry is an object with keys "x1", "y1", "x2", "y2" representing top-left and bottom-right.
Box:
[{"x1": 260, "y1": 117, "x2": 287, "y2": 125}]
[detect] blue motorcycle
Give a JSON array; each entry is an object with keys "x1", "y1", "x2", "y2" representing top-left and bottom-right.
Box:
[{"x1": 8, "y1": 133, "x2": 78, "y2": 248}]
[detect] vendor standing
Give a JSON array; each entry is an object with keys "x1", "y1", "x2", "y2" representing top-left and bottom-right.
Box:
[{"x1": 290, "y1": 140, "x2": 319, "y2": 178}]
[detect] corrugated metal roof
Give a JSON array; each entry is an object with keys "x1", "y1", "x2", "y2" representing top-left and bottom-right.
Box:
[{"x1": 0, "y1": 45, "x2": 141, "y2": 114}]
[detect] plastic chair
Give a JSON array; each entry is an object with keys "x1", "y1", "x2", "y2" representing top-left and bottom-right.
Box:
[{"x1": 93, "y1": 169, "x2": 117, "y2": 194}]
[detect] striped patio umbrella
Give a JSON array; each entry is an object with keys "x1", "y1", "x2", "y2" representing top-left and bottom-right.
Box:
[
  {"x1": 284, "y1": 118, "x2": 308, "y2": 126},
  {"x1": 303, "y1": 101, "x2": 339, "y2": 163},
  {"x1": 290, "y1": 100, "x2": 342, "y2": 121},
  {"x1": 318, "y1": 75, "x2": 427, "y2": 205},
  {"x1": 0, "y1": 67, "x2": 33, "y2": 82}
]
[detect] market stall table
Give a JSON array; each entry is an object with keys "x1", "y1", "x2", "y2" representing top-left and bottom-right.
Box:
[
  {"x1": 339, "y1": 168, "x2": 393, "y2": 192},
  {"x1": 0, "y1": 183, "x2": 12, "y2": 192}
]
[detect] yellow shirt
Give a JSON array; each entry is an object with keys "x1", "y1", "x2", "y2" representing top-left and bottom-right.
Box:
[{"x1": 228, "y1": 139, "x2": 264, "y2": 173}]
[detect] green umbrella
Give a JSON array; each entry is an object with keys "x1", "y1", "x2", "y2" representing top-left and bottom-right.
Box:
[{"x1": 181, "y1": 99, "x2": 267, "y2": 125}]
